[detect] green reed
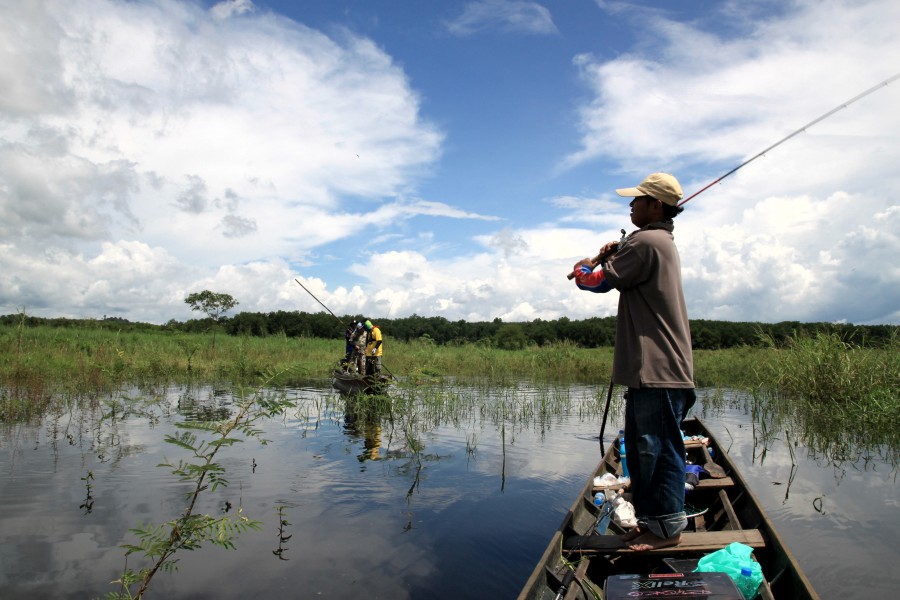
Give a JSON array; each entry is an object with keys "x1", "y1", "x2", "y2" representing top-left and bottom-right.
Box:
[
  {"x1": 758, "y1": 330, "x2": 898, "y2": 404},
  {"x1": 750, "y1": 331, "x2": 899, "y2": 461},
  {"x1": 0, "y1": 325, "x2": 333, "y2": 412},
  {"x1": 0, "y1": 323, "x2": 767, "y2": 400}
]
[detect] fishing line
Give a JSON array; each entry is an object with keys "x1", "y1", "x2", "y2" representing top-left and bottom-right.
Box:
[{"x1": 678, "y1": 71, "x2": 900, "y2": 207}]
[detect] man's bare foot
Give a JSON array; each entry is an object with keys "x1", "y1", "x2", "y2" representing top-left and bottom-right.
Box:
[
  {"x1": 621, "y1": 526, "x2": 643, "y2": 542},
  {"x1": 627, "y1": 532, "x2": 681, "y2": 551}
]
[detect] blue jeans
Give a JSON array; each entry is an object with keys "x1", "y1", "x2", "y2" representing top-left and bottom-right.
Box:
[{"x1": 624, "y1": 387, "x2": 695, "y2": 539}]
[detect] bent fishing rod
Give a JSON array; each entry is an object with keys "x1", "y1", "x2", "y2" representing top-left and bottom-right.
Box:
[
  {"x1": 567, "y1": 71, "x2": 900, "y2": 279},
  {"x1": 678, "y1": 71, "x2": 900, "y2": 207}
]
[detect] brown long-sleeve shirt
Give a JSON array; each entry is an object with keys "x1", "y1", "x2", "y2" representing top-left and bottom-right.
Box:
[{"x1": 602, "y1": 221, "x2": 694, "y2": 389}]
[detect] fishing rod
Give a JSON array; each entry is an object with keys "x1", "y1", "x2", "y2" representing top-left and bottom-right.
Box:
[
  {"x1": 678, "y1": 71, "x2": 900, "y2": 207},
  {"x1": 294, "y1": 278, "x2": 344, "y2": 325},
  {"x1": 566, "y1": 71, "x2": 900, "y2": 278},
  {"x1": 566, "y1": 229, "x2": 625, "y2": 280},
  {"x1": 598, "y1": 379, "x2": 616, "y2": 446}
]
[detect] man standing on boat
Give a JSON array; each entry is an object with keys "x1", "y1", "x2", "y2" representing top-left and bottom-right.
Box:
[
  {"x1": 344, "y1": 320, "x2": 358, "y2": 368},
  {"x1": 349, "y1": 321, "x2": 367, "y2": 374},
  {"x1": 364, "y1": 320, "x2": 383, "y2": 375},
  {"x1": 572, "y1": 172, "x2": 695, "y2": 551}
]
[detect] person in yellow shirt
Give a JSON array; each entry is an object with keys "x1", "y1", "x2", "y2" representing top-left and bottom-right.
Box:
[{"x1": 363, "y1": 320, "x2": 383, "y2": 375}]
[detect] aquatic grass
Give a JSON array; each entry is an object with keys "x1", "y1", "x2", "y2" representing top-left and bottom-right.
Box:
[
  {"x1": 752, "y1": 330, "x2": 900, "y2": 462},
  {"x1": 693, "y1": 346, "x2": 769, "y2": 388},
  {"x1": 5, "y1": 322, "x2": 899, "y2": 463},
  {"x1": 329, "y1": 378, "x2": 596, "y2": 468},
  {"x1": 0, "y1": 325, "x2": 338, "y2": 405},
  {"x1": 3, "y1": 323, "x2": 805, "y2": 403},
  {"x1": 758, "y1": 330, "x2": 899, "y2": 404}
]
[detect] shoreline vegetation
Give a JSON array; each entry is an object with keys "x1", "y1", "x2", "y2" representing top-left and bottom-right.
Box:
[{"x1": 1, "y1": 317, "x2": 897, "y2": 454}]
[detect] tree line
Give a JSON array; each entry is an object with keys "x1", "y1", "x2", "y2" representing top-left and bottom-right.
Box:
[{"x1": 2, "y1": 311, "x2": 895, "y2": 351}]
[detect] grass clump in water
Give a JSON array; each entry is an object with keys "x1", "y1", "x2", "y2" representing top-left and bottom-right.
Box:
[{"x1": 755, "y1": 330, "x2": 900, "y2": 457}]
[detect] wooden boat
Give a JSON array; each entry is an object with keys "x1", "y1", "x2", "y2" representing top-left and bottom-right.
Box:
[
  {"x1": 331, "y1": 368, "x2": 391, "y2": 395},
  {"x1": 517, "y1": 417, "x2": 819, "y2": 600}
]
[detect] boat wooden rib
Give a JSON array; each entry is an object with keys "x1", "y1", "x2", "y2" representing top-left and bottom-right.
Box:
[
  {"x1": 331, "y1": 369, "x2": 391, "y2": 395},
  {"x1": 517, "y1": 417, "x2": 819, "y2": 600}
]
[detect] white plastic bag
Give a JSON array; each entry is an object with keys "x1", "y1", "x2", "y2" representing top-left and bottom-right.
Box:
[
  {"x1": 593, "y1": 473, "x2": 619, "y2": 488},
  {"x1": 610, "y1": 494, "x2": 637, "y2": 529}
]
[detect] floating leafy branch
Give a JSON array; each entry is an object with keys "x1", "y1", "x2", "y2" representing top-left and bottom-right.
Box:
[{"x1": 107, "y1": 371, "x2": 295, "y2": 599}]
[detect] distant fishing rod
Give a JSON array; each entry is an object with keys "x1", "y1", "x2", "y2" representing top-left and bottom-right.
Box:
[
  {"x1": 294, "y1": 278, "x2": 344, "y2": 325},
  {"x1": 567, "y1": 72, "x2": 900, "y2": 279}
]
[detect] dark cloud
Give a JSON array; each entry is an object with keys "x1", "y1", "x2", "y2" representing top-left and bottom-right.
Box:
[
  {"x1": 174, "y1": 175, "x2": 209, "y2": 214},
  {"x1": 221, "y1": 214, "x2": 258, "y2": 238}
]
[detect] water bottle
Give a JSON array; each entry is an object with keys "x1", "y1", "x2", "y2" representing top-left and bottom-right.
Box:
[
  {"x1": 737, "y1": 564, "x2": 757, "y2": 599},
  {"x1": 618, "y1": 430, "x2": 630, "y2": 479},
  {"x1": 594, "y1": 492, "x2": 611, "y2": 533}
]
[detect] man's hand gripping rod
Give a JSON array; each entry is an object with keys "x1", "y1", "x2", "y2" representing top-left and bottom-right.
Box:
[{"x1": 566, "y1": 229, "x2": 626, "y2": 280}]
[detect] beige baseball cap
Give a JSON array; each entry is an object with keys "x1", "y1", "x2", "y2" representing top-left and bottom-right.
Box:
[{"x1": 616, "y1": 173, "x2": 683, "y2": 206}]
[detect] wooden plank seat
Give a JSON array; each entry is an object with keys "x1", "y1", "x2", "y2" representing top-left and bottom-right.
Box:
[
  {"x1": 695, "y1": 476, "x2": 734, "y2": 489},
  {"x1": 592, "y1": 476, "x2": 734, "y2": 496},
  {"x1": 562, "y1": 529, "x2": 766, "y2": 554}
]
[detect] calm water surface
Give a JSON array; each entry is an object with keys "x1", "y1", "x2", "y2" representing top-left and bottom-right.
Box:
[{"x1": 0, "y1": 382, "x2": 896, "y2": 599}]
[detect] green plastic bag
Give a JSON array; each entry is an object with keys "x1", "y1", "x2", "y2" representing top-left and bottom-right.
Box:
[{"x1": 694, "y1": 542, "x2": 763, "y2": 599}]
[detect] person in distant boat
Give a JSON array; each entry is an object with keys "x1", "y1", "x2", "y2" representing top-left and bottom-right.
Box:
[
  {"x1": 572, "y1": 172, "x2": 695, "y2": 552},
  {"x1": 349, "y1": 321, "x2": 367, "y2": 374},
  {"x1": 364, "y1": 320, "x2": 383, "y2": 375},
  {"x1": 344, "y1": 320, "x2": 358, "y2": 368}
]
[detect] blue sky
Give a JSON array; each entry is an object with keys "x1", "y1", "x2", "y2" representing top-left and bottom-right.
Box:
[{"x1": 2, "y1": 0, "x2": 899, "y2": 326}]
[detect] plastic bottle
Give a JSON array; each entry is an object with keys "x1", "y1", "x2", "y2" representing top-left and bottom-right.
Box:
[
  {"x1": 594, "y1": 492, "x2": 611, "y2": 533},
  {"x1": 618, "y1": 430, "x2": 630, "y2": 479},
  {"x1": 737, "y1": 564, "x2": 757, "y2": 599}
]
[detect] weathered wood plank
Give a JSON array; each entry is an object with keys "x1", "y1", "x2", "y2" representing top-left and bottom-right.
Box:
[
  {"x1": 719, "y1": 489, "x2": 743, "y2": 530},
  {"x1": 592, "y1": 476, "x2": 734, "y2": 496},
  {"x1": 562, "y1": 558, "x2": 592, "y2": 600},
  {"x1": 696, "y1": 476, "x2": 734, "y2": 489},
  {"x1": 563, "y1": 529, "x2": 766, "y2": 554}
]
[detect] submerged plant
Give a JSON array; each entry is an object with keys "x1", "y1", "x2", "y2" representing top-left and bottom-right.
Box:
[
  {"x1": 107, "y1": 371, "x2": 295, "y2": 599},
  {"x1": 80, "y1": 471, "x2": 95, "y2": 514},
  {"x1": 272, "y1": 505, "x2": 292, "y2": 561}
]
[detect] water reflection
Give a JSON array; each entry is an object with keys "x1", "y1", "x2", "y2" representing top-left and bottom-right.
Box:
[
  {"x1": 0, "y1": 382, "x2": 896, "y2": 599},
  {"x1": 341, "y1": 396, "x2": 389, "y2": 465},
  {"x1": 176, "y1": 388, "x2": 234, "y2": 422}
]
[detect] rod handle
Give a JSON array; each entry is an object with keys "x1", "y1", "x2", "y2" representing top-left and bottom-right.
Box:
[
  {"x1": 566, "y1": 243, "x2": 620, "y2": 280},
  {"x1": 566, "y1": 255, "x2": 601, "y2": 280}
]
